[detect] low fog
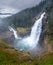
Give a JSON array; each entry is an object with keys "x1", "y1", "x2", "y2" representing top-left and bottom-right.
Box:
[{"x1": 0, "y1": 0, "x2": 41, "y2": 10}]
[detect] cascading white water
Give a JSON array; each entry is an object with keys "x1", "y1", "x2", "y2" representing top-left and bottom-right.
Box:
[
  {"x1": 9, "y1": 26, "x2": 19, "y2": 39},
  {"x1": 20, "y1": 12, "x2": 45, "y2": 49},
  {"x1": 9, "y1": 12, "x2": 45, "y2": 50},
  {"x1": 29, "y1": 12, "x2": 46, "y2": 46}
]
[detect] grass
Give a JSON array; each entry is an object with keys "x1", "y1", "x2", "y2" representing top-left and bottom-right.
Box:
[
  {"x1": 39, "y1": 52, "x2": 53, "y2": 65},
  {"x1": 17, "y1": 27, "x2": 31, "y2": 34},
  {"x1": 47, "y1": 34, "x2": 53, "y2": 48},
  {"x1": 0, "y1": 40, "x2": 53, "y2": 65}
]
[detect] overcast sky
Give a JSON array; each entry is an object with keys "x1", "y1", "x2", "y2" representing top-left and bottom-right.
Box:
[{"x1": 0, "y1": 0, "x2": 41, "y2": 10}]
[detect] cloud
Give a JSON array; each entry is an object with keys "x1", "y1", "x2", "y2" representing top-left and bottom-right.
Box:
[{"x1": 0, "y1": 0, "x2": 41, "y2": 10}]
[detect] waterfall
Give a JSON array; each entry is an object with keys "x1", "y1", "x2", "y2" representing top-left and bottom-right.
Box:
[
  {"x1": 18, "y1": 12, "x2": 45, "y2": 50},
  {"x1": 9, "y1": 26, "x2": 19, "y2": 39},
  {"x1": 29, "y1": 12, "x2": 46, "y2": 47},
  {"x1": 9, "y1": 12, "x2": 45, "y2": 50}
]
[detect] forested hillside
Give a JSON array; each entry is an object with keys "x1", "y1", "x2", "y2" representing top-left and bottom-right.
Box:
[
  {"x1": 3, "y1": 0, "x2": 50, "y2": 28},
  {"x1": 46, "y1": 0, "x2": 53, "y2": 49}
]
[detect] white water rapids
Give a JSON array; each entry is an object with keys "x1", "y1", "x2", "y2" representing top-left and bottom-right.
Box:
[{"x1": 9, "y1": 12, "x2": 45, "y2": 50}]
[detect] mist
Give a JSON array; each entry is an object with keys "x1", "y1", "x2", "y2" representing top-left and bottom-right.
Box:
[{"x1": 0, "y1": 0, "x2": 41, "y2": 10}]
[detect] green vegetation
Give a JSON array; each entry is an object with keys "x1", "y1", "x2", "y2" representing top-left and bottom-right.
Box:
[
  {"x1": 17, "y1": 27, "x2": 30, "y2": 35},
  {"x1": 3, "y1": 0, "x2": 48, "y2": 28},
  {"x1": 0, "y1": 40, "x2": 53, "y2": 65},
  {"x1": 39, "y1": 53, "x2": 53, "y2": 65},
  {"x1": 46, "y1": 0, "x2": 53, "y2": 45}
]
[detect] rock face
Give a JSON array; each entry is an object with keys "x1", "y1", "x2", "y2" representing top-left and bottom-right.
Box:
[{"x1": 39, "y1": 15, "x2": 47, "y2": 46}]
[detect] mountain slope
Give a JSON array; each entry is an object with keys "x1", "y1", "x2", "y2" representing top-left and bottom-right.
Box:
[
  {"x1": 45, "y1": 0, "x2": 53, "y2": 51},
  {"x1": 3, "y1": 0, "x2": 49, "y2": 28},
  {"x1": 0, "y1": 40, "x2": 53, "y2": 65}
]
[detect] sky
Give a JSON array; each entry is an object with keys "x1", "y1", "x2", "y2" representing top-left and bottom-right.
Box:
[{"x1": 0, "y1": 0, "x2": 41, "y2": 10}]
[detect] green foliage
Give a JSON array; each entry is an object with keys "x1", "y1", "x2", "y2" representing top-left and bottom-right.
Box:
[
  {"x1": 3, "y1": 0, "x2": 48, "y2": 28},
  {"x1": 46, "y1": 0, "x2": 53, "y2": 44},
  {"x1": 17, "y1": 27, "x2": 30, "y2": 35},
  {"x1": 0, "y1": 40, "x2": 53, "y2": 65},
  {"x1": 39, "y1": 53, "x2": 53, "y2": 65}
]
